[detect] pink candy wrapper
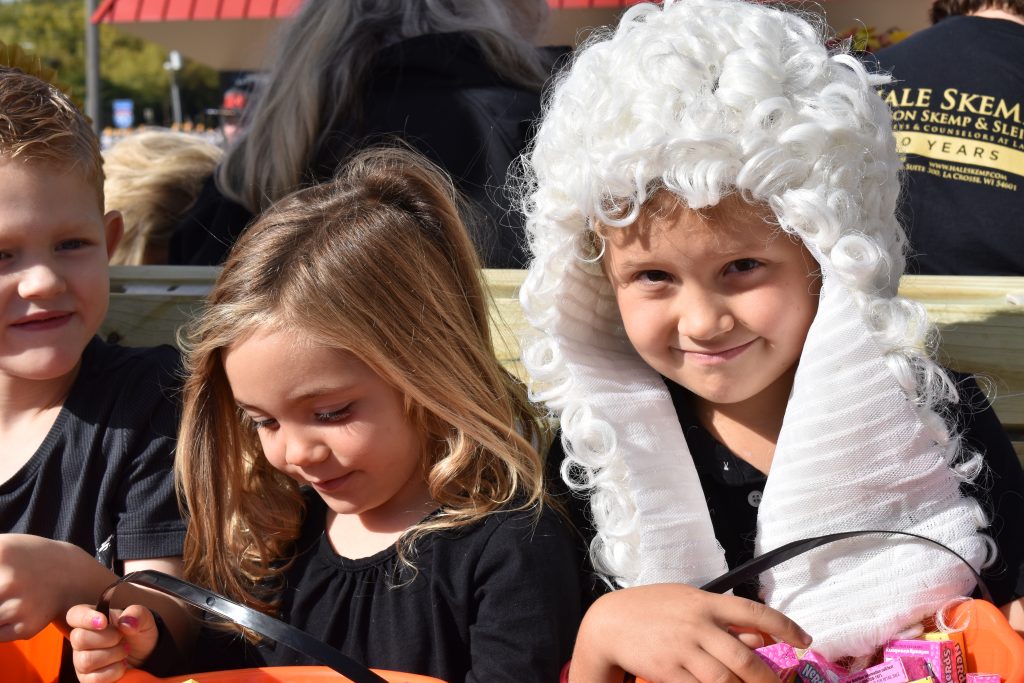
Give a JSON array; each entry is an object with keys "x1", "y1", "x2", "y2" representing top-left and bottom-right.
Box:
[
  {"x1": 757, "y1": 643, "x2": 800, "y2": 674},
  {"x1": 965, "y1": 675, "x2": 1000, "y2": 683},
  {"x1": 795, "y1": 660, "x2": 834, "y2": 683},
  {"x1": 845, "y1": 657, "x2": 928, "y2": 683},
  {"x1": 802, "y1": 649, "x2": 848, "y2": 683},
  {"x1": 885, "y1": 639, "x2": 966, "y2": 683}
]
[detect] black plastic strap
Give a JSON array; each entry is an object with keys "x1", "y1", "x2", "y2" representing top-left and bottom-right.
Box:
[
  {"x1": 97, "y1": 570, "x2": 388, "y2": 683},
  {"x1": 698, "y1": 529, "x2": 992, "y2": 603}
]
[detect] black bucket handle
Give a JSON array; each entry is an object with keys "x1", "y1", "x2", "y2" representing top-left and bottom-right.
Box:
[
  {"x1": 97, "y1": 569, "x2": 388, "y2": 683},
  {"x1": 698, "y1": 528, "x2": 992, "y2": 602}
]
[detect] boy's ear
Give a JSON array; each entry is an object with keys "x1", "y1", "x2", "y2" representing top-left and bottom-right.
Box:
[{"x1": 102, "y1": 210, "x2": 124, "y2": 260}]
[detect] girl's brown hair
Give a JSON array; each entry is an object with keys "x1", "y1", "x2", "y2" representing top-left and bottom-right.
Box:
[{"x1": 178, "y1": 147, "x2": 549, "y2": 615}]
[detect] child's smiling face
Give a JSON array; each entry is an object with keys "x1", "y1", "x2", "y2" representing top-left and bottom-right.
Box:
[
  {"x1": 224, "y1": 327, "x2": 433, "y2": 529},
  {"x1": 0, "y1": 159, "x2": 122, "y2": 384},
  {"x1": 603, "y1": 195, "x2": 819, "y2": 411}
]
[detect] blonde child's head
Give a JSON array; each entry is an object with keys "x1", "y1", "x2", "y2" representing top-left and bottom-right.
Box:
[
  {"x1": 103, "y1": 130, "x2": 222, "y2": 264},
  {"x1": 179, "y1": 146, "x2": 548, "y2": 614},
  {"x1": 0, "y1": 67, "x2": 122, "y2": 386},
  {"x1": 0, "y1": 66, "x2": 104, "y2": 206},
  {"x1": 520, "y1": 0, "x2": 988, "y2": 659}
]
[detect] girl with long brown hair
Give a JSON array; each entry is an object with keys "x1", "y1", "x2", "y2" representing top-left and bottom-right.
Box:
[{"x1": 67, "y1": 148, "x2": 584, "y2": 683}]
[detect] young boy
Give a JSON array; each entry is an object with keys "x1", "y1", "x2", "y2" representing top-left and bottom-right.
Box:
[
  {"x1": 0, "y1": 66, "x2": 187, "y2": 679},
  {"x1": 518, "y1": 0, "x2": 1024, "y2": 681}
]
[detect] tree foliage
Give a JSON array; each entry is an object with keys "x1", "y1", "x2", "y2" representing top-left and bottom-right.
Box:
[{"x1": 0, "y1": 0, "x2": 219, "y2": 127}]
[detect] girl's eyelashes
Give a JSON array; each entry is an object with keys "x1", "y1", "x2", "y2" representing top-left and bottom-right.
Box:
[
  {"x1": 315, "y1": 405, "x2": 352, "y2": 423},
  {"x1": 238, "y1": 410, "x2": 277, "y2": 431},
  {"x1": 251, "y1": 417, "x2": 279, "y2": 431},
  {"x1": 725, "y1": 258, "x2": 762, "y2": 274},
  {"x1": 627, "y1": 260, "x2": 762, "y2": 287},
  {"x1": 238, "y1": 404, "x2": 352, "y2": 429},
  {"x1": 634, "y1": 269, "x2": 672, "y2": 285}
]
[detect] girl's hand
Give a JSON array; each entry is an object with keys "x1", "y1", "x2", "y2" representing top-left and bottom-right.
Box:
[
  {"x1": 67, "y1": 604, "x2": 159, "y2": 683},
  {"x1": 569, "y1": 584, "x2": 813, "y2": 683}
]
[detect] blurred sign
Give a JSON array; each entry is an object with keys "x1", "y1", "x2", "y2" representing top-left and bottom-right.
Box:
[
  {"x1": 112, "y1": 99, "x2": 134, "y2": 129},
  {"x1": 164, "y1": 49, "x2": 182, "y2": 71}
]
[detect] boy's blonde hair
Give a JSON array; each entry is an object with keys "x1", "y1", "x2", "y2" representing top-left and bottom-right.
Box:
[
  {"x1": 0, "y1": 66, "x2": 103, "y2": 204},
  {"x1": 178, "y1": 147, "x2": 549, "y2": 615},
  {"x1": 103, "y1": 130, "x2": 223, "y2": 265}
]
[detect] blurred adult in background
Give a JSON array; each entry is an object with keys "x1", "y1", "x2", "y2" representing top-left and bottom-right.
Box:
[
  {"x1": 874, "y1": 0, "x2": 1024, "y2": 275},
  {"x1": 104, "y1": 129, "x2": 222, "y2": 264},
  {"x1": 205, "y1": 75, "x2": 262, "y2": 146},
  {"x1": 171, "y1": 0, "x2": 561, "y2": 268}
]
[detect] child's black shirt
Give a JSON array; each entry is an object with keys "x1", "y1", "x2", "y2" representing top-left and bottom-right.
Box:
[
  {"x1": 664, "y1": 374, "x2": 1024, "y2": 606},
  {"x1": 0, "y1": 336, "x2": 186, "y2": 567},
  {"x1": 191, "y1": 491, "x2": 585, "y2": 682},
  {"x1": 0, "y1": 337, "x2": 186, "y2": 682}
]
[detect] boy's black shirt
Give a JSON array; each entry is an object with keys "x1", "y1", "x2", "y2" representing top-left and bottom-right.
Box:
[
  {"x1": 0, "y1": 336, "x2": 185, "y2": 566},
  {"x1": 170, "y1": 32, "x2": 560, "y2": 270},
  {"x1": 0, "y1": 337, "x2": 186, "y2": 682}
]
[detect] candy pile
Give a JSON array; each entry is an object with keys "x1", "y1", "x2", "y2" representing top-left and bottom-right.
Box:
[{"x1": 756, "y1": 631, "x2": 1001, "y2": 683}]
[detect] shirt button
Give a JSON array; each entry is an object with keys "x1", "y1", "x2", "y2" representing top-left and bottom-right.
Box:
[{"x1": 747, "y1": 490, "x2": 762, "y2": 508}]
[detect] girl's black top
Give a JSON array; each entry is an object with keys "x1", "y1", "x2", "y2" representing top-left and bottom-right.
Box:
[{"x1": 187, "y1": 491, "x2": 586, "y2": 683}]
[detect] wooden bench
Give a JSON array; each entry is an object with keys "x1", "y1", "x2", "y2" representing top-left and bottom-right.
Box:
[{"x1": 104, "y1": 267, "x2": 1024, "y2": 462}]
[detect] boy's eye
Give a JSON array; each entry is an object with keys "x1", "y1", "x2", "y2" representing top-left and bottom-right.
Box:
[
  {"x1": 725, "y1": 258, "x2": 762, "y2": 274},
  {"x1": 315, "y1": 406, "x2": 351, "y2": 423},
  {"x1": 56, "y1": 239, "x2": 87, "y2": 251}
]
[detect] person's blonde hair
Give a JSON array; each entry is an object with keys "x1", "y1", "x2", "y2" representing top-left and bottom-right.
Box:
[
  {"x1": 0, "y1": 66, "x2": 103, "y2": 205},
  {"x1": 103, "y1": 130, "x2": 222, "y2": 264},
  {"x1": 217, "y1": 0, "x2": 550, "y2": 215},
  {"x1": 179, "y1": 146, "x2": 549, "y2": 616}
]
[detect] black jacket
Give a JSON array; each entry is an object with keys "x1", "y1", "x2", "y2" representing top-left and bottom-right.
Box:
[{"x1": 170, "y1": 33, "x2": 566, "y2": 268}]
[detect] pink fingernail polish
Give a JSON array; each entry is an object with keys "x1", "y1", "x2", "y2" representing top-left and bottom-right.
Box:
[
  {"x1": 91, "y1": 615, "x2": 104, "y2": 629},
  {"x1": 119, "y1": 615, "x2": 139, "y2": 629}
]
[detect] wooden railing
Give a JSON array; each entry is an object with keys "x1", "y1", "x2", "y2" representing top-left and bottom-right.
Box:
[{"x1": 103, "y1": 267, "x2": 1024, "y2": 461}]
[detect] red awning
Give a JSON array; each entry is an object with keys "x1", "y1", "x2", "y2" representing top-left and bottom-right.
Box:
[
  {"x1": 90, "y1": 0, "x2": 647, "y2": 70},
  {"x1": 93, "y1": 0, "x2": 643, "y2": 24},
  {"x1": 548, "y1": 0, "x2": 644, "y2": 6},
  {"x1": 92, "y1": 0, "x2": 303, "y2": 23}
]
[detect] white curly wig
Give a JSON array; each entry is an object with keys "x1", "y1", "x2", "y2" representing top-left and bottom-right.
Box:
[{"x1": 519, "y1": 0, "x2": 991, "y2": 660}]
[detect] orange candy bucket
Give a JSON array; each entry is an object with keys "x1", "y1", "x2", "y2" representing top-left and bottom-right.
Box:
[
  {"x1": 0, "y1": 600, "x2": 1019, "y2": 683},
  {"x1": 0, "y1": 622, "x2": 64, "y2": 683},
  {"x1": 119, "y1": 667, "x2": 445, "y2": 683},
  {"x1": 0, "y1": 569, "x2": 448, "y2": 683},
  {"x1": 947, "y1": 598, "x2": 1024, "y2": 683}
]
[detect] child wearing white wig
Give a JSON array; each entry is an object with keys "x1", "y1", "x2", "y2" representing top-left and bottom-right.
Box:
[{"x1": 519, "y1": 0, "x2": 1024, "y2": 680}]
